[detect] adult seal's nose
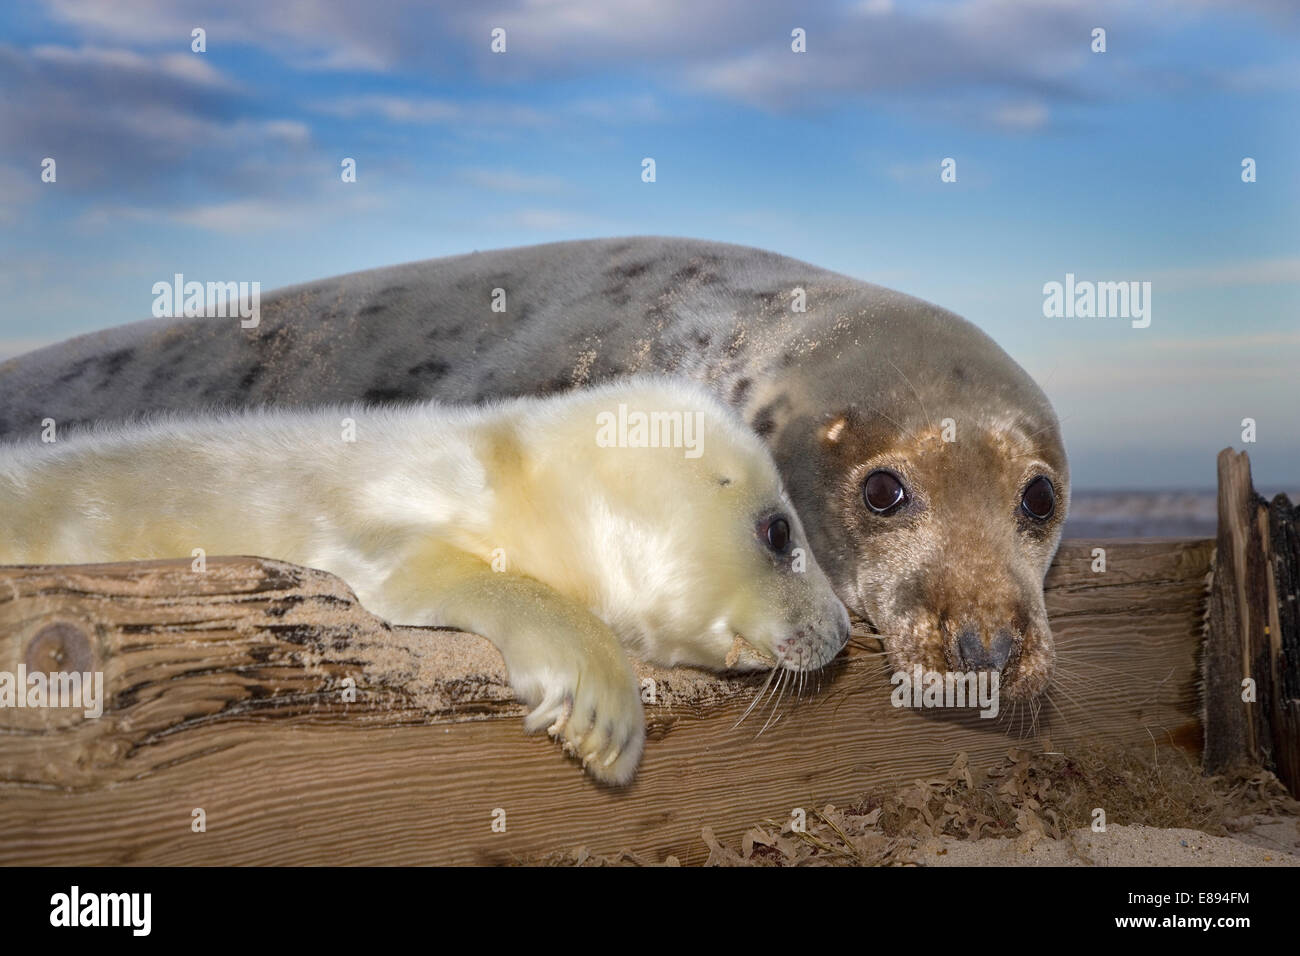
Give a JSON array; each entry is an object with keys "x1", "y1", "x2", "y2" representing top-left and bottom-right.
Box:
[{"x1": 956, "y1": 628, "x2": 1015, "y2": 672}]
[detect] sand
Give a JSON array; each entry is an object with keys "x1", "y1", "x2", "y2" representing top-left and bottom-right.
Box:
[{"x1": 914, "y1": 819, "x2": 1299, "y2": 866}]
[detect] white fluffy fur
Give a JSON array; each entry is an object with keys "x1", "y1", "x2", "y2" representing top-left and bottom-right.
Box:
[{"x1": 0, "y1": 376, "x2": 848, "y2": 783}]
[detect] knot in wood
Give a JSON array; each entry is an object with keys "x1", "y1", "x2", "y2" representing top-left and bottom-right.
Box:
[{"x1": 25, "y1": 622, "x2": 93, "y2": 674}]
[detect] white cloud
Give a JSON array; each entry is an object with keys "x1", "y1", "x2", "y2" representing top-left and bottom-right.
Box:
[
  {"x1": 261, "y1": 120, "x2": 312, "y2": 144},
  {"x1": 314, "y1": 95, "x2": 461, "y2": 123},
  {"x1": 75, "y1": 188, "x2": 384, "y2": 235},
  {"x1": 36, "y1": 0, "x2": 1298, "y2": 129},
  {"x1": 567, "y1": 94, "x2": 665, "y2": 122},
  {"x1": 0, "y1": 43, "x2": 318, "y2": 204},
  {"x1": 169, "y1": 197, "x2": 300, "y2": 232},
  {"x1": 311, "y1": 95, "x2": 549, "y2": 127},
  {"x1": 989, "y1": 100, "x2": 1050, "y2": 131},
  {"x1": 30, "y1": 44, "x2": 238, "y2": 89},
  {"x1": 856, "y1": 0, "x2": 895, "y2": 15},
  {"x1": 44, "y1": 0, "x2": 403, "y2": 72},
  {"x1": 885, "y1": 159, "x2": 940, "y2": 183},
  {"x1": 167, "y1": 191, "x2": 385, "y2": 233}
]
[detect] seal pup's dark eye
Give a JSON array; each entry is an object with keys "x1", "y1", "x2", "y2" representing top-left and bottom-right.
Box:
[
  {"x1": 760, "y1": 516, "x2": 791, "y2": 554},
  {"x1": 1021, "y1": 476, "x2": 1055, "y2": 520},
  {"x1": 863, "y1": 470, "x2": 907, "y2": 514}
]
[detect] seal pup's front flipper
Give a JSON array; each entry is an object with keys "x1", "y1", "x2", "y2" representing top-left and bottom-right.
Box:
[{"x1": 380, "y1": 539, "x2": 645, "y2": 786}]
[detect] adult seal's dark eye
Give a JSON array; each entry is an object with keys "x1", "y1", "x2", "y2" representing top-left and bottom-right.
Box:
[
  {"x1": 863, "y1": 470, "x2": 907, "y2": 514},
  {"x1": 763, "y1": 516, "x2": 791, "y2": 553},
  {"x1": 1021, "y1": 476, "x2": 1055, "y2": 520}
]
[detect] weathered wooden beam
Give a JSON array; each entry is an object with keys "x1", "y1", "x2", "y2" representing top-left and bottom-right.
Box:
[
  {"x1": 1204, "y1": 448, "x2": 1300, "y2": 795},
  {"x1": 0, "y1": 539, "x2": 1212, "y2": 865}
]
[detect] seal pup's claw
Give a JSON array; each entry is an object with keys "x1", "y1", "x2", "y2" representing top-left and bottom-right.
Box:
[
  {"x1": 510, "y1": 643, "x2": 645, "y2": 785},
  {"x1": 540, "y1": 694, "x2": 574, "y2": 737},
  {"x1": 525, "y1": 690, "x2": 570, "y2": 734}
]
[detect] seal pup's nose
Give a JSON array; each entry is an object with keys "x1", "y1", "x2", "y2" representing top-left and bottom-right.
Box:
[{"x1": 955, "y1": 628, "x2": 1015, "y2": 672}]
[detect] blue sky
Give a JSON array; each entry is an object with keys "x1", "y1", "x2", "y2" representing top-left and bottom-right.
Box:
[{"x1": 1, "y1": 0, "x2": 1297, "y2": 489}]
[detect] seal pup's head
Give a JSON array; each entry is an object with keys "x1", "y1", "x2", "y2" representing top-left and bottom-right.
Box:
[
  {"x1": 759, "y1": 302, "x2": 1068, "y2": 701},
  {"x1": 542, "y1": 377, "x2": 850, "y2": 674}
]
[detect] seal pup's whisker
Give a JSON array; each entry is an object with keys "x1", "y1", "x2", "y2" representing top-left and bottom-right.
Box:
[
  {"x1": 733, "y1": 659, "x2": 782, "y2": 730},
  {"x1": 756, "y1": 674, "x2": 784, "y2": 737},
  {"x1": 757, "y1": 664, "x2": 792, "y2": 737}
]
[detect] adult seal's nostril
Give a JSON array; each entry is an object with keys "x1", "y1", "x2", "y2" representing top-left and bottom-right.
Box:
[
  {"x1": 956, "y1": 629, "x2": 991, "y2": 670},
  {"x1": 957, "y1": 628, "x2": 1015, "y2": 672},
  {"x1": 988, "y1": 631, "x2": 1015, "y2": 671}
]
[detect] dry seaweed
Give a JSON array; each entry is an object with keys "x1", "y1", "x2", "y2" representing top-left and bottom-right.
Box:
[{"x1": 526, "y1": 743, "x2": 1300, "y2": 866}]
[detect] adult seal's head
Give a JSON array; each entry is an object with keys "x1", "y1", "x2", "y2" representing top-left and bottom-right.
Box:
[{"x1": 751, "y1": 293, "x2": 1068, "y2": 701}]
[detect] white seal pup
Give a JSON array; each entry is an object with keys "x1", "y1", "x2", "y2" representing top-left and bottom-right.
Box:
[
  {"x1": 0, "y1": 376, "x2": 849, "y2": 784},
  {"x1": 0, "y1": 237, "x2": 1067, "y2": 702}
]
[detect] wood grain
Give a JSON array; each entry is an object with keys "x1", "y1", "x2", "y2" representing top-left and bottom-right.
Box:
[
  {"x1": 1204, "y1": 448, "x2": 1300, "y2": 795},
  {"x1": 0, "y1": 539, "x2": 1212, "y2": 865}
]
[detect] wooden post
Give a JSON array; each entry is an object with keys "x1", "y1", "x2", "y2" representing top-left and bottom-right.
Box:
[
  {"x1": 1, "y1": 541, "x2": 1212, "y2": 865},
  {"x1": 1204, "y1": 448, "x2": 1300, "y2": 796}
]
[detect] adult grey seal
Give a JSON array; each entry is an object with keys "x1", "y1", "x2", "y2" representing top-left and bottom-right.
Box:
[{"x1": 0, "y1": 237, "x2": 1068, "y2": 699}]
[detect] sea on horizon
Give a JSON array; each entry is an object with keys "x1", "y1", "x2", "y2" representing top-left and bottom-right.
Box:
[{"x1": 1062, "y1": 489, "x2": 1298, "y2": 539}]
